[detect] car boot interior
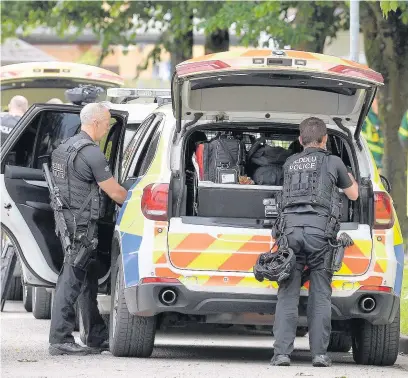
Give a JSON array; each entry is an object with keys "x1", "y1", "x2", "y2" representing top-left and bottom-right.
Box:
[{"x1": 175, "y1": 123, "x2": 358, "y2": 228}]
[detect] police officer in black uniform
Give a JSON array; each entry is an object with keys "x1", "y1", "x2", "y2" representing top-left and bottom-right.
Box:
[
  {"x1": 271, "y1": 117, "x2": 359, "y2": 367},
  {"x1": 48, "y1": 102, "x2": 128, "y2": 355},
  {"x1": 1, "y1": 95, "x2": 28, "y2": 145}
]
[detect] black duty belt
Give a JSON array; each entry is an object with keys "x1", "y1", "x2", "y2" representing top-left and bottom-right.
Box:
[{"x1": 283, "y1": 214, "x2": 329, "y2": 230}]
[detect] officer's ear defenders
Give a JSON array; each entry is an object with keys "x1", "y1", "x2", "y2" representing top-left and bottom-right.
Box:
[{"x1": 253, "y1": 246, "x2": 296, "y2": 283}]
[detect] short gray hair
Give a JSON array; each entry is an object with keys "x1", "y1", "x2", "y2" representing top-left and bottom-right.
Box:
[
  {"x1": 9, "y1": 95, "x2": 28, "y2": 112},
  {"x1": 80, "y1": 102, "x2": 111, "y2": 125},
  {"x1": 47, "y1": 98, "x2": 63, "y2": 104}
]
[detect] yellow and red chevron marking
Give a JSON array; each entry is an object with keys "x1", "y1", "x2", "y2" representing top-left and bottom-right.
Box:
[
  {"x1": 167, "y1": 232, "x2": 371, "y2": 276},
  {"x1": 154, "y1": 267, "x2": 279, "y2": 289},
  {"x1": 154, "y1": 266, "x2": 383, "y2": 293},
  {"x1": 168, "y1": 233, "x2": 273, "y2": 272},
  {"x1": 334, "y1": 239, "x2": 372, "y2": 276},
  {"x1": 372, "y1": 230, "x2": 388, "y2": 273},
  {"x1": 153, "y1": 221, "x2": 168, "y2": 264}
]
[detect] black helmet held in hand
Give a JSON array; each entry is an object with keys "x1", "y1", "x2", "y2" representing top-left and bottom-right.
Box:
[{"x1": 253, "y1": 244, "x2": 296, "y2": 283}]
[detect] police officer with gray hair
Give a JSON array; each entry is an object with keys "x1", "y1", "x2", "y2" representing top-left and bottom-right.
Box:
[
  {"x1": 48, "y1": 102, "x2": 127, "y2": 356},
  {"x1": 1, "y1": 95, "x2": 29, "y2": 144},
  {"x1": 271, "y1": 117, "x2": 359, "y2": 367}
]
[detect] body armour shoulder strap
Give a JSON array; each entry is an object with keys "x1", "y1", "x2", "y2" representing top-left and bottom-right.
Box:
[{"x1": 281, "y1": 149, "x2": 341, "y2": 219}]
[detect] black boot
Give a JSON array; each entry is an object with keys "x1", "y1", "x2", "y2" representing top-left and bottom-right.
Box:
[
  {"x1": 49, "y1": 342, "x2": 90, "y2": 356},
  {"x1": 312, "y1": 354, "x2": 332, "y2": 367},
  {"x1": 270, "y1": 354, "x2": 291, "y2": 366},
  {"x1": 86, "y1": 340, "x2": 109, "y2": 354}
]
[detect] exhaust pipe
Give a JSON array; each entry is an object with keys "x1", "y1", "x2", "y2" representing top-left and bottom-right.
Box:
[
  {"x1": 159, "y1": 288, "x2": 177, "y2": 306},
  {"x1": 359, "y1": 296, "x2": 376, "y2": 313}
]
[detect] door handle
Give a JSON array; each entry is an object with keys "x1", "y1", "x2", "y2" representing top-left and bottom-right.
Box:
[{"x1": 3, "y1": 203, "x2": 11, "y2": 210}]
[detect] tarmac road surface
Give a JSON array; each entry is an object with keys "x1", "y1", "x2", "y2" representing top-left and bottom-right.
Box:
[{"x1": 1, "y1": 301, "x2": 408, "y2": 378}]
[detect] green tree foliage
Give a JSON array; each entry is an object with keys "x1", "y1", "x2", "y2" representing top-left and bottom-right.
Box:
[
  {"x1": 367, "y1": 1, "x2": 408, "y2": 237},
  {"x1": 202, "y1": 1, "x2": 349, "y2": 53},
  {"x1": 1, "y1": 1, "x2": 349, "y2": 67}
]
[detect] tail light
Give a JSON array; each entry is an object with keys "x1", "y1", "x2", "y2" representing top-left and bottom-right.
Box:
[
  {"x1": 359, "y1": 285, "x2": 392, "y2": 293},
  {"x1": 176, "y1": 60, "x2": 231, "y2": 76},
  {"x1": 0, "y1": 71, "x2": 17, "y2": 79},
  {"x1": 373, "y1": 191, "x2": 394, "y2": 229},
  {"x1": 328, "y1": 65, "x2": 384, "y2": 84},
  {"x1": 140, "y1": 277, "x2": 180, "y2": 284},
  {"x1": 141, "y1": 183, "x2": 169, "y2": 221}
]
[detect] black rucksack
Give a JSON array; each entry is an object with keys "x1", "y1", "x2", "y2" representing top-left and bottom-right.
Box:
[{"x1": 195, "y1": 133, "x2": 246, "y2": 184}]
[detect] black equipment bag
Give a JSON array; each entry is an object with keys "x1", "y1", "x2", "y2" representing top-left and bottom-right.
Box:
[
  {"x1": 247, "y1": 137, "x2": 293, "y2": 167},
  {"x1": 252, "y1": 165, "x2": 284, "y2": 186},
  {"x1": 196, "y1": 133, "x2": 246, "y2": 184}
]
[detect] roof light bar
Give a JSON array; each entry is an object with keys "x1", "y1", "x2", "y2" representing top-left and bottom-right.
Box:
[
  {"x1": 176, "y1": 60, "x2": 231, "y2": 76},
  {"x1": 157, "y1": 96, "x2": 172, "y2": 106},
  {"x1": 107, "y1": 88, "x2": 171, "y2": 98}
]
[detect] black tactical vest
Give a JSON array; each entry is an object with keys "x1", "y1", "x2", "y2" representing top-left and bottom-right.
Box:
[
  {"x1": 51, "y1": 134, "x2": 100, "y2": 235},
  {"x1": 281, "y1": 148, "x2": 342, "y2": 226}
]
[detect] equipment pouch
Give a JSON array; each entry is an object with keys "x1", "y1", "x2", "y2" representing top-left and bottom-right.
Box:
[
  {"x1": 325, "y1": 232, "x2": 354, "y2": 273},
  {"x1": 71, "y1": 235, "x2": 97, "y2": 270},
  {"x1": 324, "y1": 217, "x2": 340, "y2": 239},
  {"x1": 332, "y1": 245, "x2": 345, "y2": 272}
]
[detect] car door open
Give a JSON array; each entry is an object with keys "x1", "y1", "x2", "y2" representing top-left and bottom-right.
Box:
[{"x1": 1, "y1": 104, "x2": 128, "y2": 287}]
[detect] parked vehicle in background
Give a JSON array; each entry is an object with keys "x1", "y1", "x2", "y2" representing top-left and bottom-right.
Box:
[
  {"x1": 0, "y1": 88, "x2": 170, "y2": 322},
  {"x1": 0, "y1": 63, "x2": 124, "y2": 312},
  {"x1": 0, "y1": 62, "x2": 124, "y2": 109}
]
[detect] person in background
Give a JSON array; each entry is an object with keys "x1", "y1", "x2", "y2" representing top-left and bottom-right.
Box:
[
  {"x1": 398, "y1": 109, "x2": 408, "y2": 218},
  {"x1": 0, "y1": 95, "x2": 29, "y2": 144},
  {"x1": 361, "y1": 98, "x2": 383, "y2": 173},
  {"x1": 47, "y1": 98, "x2": 64, "y2": 104},
  {"x1": 398, "y1": 109, "x2": 408, "y2": 150}
]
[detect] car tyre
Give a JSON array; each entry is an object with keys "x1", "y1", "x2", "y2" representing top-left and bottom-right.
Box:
[
  {"x1": 32, "y1": 287, "x2": 52, "y2": 319},
  {"x1": 22, "y1": 282, "x2": 33, "y2": 312},
  {"x1": 79, "y1": 310, "x2": 110, "y2": 345},
  {"x1": 7, "y1": 276, "x2": 23, "y2": 300},
  {"x1": 109, "y1": 255, "x2": 156, "y2": 357},
  {"x1": 352, "y1": 307, "x2": 400, "y2": 365},
  {"x1": 327, "y1": 333, "x2": 352, "y2": 352}
]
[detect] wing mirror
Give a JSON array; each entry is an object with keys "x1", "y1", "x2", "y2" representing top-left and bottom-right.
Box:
[{"x1": 379, "y1": 175, "x2": 391, "y2": 193}]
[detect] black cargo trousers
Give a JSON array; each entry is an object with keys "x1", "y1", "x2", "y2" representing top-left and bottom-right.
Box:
[
  {"x1": 273, "y1": 216, "x2": 334, "y2": 357},
  {"x1": 49, "y1": 234, "x2": 108, "y2": 347}
]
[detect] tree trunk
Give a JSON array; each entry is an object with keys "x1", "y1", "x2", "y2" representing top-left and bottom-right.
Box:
[
  {"x1": 169, "y1": 5, "x2": 193, "y2": 75},
  {"x1": 292, "y1": 3, "x2": 340, "y2": 53},
  {"x1": 361, "y1": 2, "x2": 408, "y2": 240},
  {"x1": 204, "y1": 29, "x2": 229, "y2": 55}
]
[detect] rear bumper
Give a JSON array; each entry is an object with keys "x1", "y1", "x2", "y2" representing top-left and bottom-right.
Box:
[{"x1": 124, "y1": 283, "x2": 400, "y2": 326}]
